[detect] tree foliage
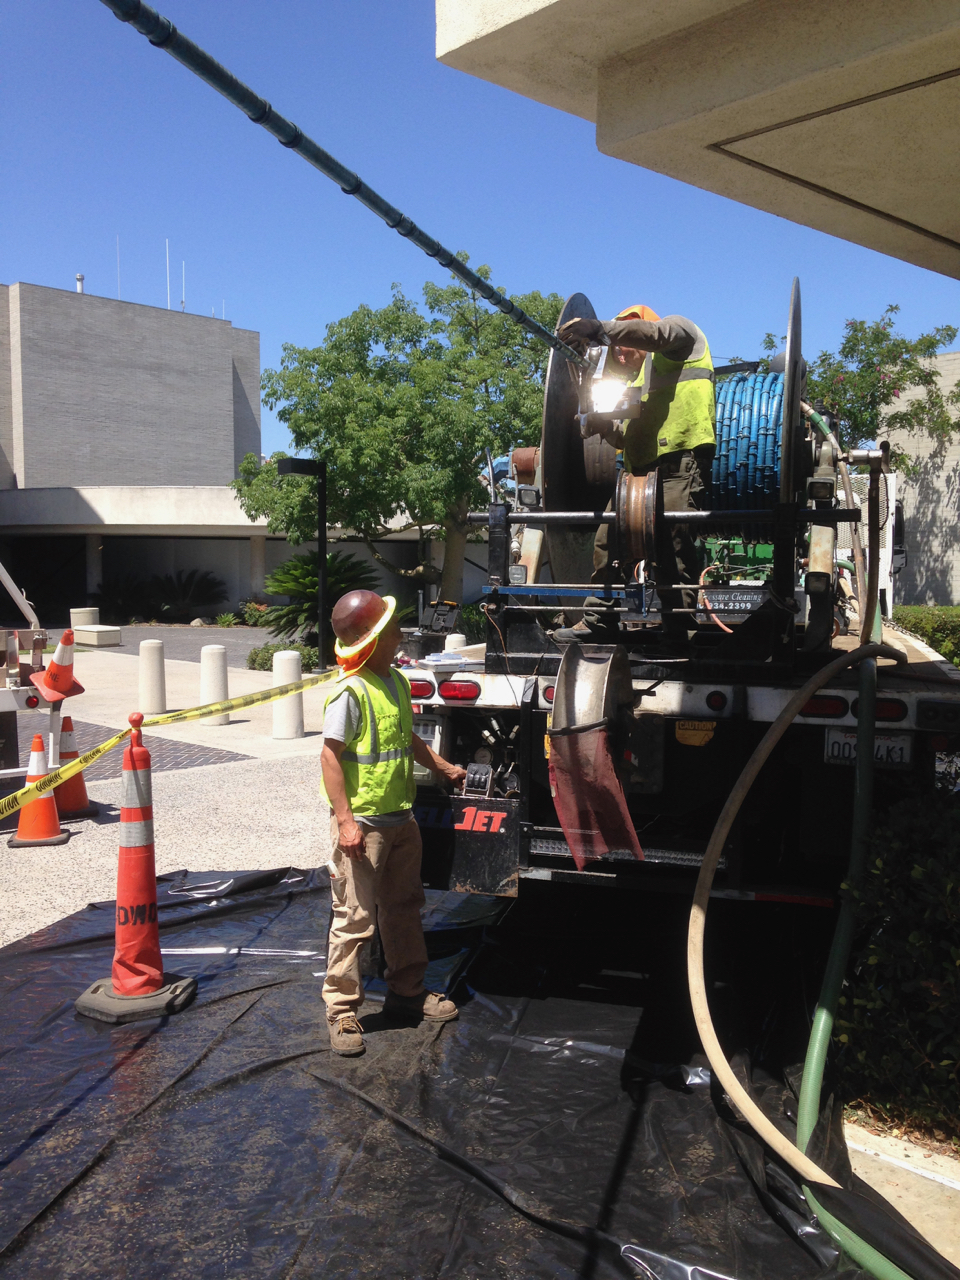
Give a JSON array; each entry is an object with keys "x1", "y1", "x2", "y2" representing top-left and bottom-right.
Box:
[
  {"x1": 803, "y1": 307, "x2": 960, "y2": 468},
  {"x1": 232, "y1": 261, "x2": 563, "y2": 600}
]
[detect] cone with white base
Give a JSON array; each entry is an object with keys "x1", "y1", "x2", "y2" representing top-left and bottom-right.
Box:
[
  {"x1": 8, "y1": 734, "x2": 70, "y2": 848},
  {"x1": 54, "y1": 715, "x2": 98, "y2": 820},
  {"x1": 74, "y1": 713, "x2": 196, "y2": 1024},
  {"x1": 30, "y1": 629, "x2": 84, "y2": 703}
]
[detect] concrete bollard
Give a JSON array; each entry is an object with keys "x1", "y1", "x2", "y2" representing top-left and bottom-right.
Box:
[
  {"x1": 272, "y1": 649, "x2": 304, "y2": 739},
  {"x1": 138, "y1": 639, "x2": 167, "y2": 714},
  {"x1": 200, "y1": 645, "x2": 229, "y2": 725}
]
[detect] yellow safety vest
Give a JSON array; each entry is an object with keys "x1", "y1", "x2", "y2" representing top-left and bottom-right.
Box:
[
  {"x1": 622, "y1": 330, "x2": 716, "y2": 472},
  {"x1": 321, "y1": 669, "x2": 415, "y2": 816}
]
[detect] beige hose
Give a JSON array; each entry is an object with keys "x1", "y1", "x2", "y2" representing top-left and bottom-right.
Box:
[{"x1": 686, "y1": 641, "x2": 904, "y2": 1188}]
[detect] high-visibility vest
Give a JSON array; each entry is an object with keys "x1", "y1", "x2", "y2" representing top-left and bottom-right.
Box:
[
  {"x1": 321, "y1": 669, "x2": 415, "y2": 817},
  {"x1": 622, "y1": 327, "x2": 716, "y2": 472}
]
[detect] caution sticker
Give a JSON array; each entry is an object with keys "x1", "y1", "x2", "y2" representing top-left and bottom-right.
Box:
[{"x1": 675, "y1": 719, "x2": 716, "y2": 747}]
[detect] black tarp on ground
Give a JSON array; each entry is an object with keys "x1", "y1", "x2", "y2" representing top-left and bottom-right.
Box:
[{"x1": 0, "y1": 870, "x2": 952, "y2": 1280}]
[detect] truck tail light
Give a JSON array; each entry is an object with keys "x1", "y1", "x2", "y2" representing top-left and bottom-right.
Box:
[
  {"x1": 438, "y1": 679, "x2": 481, "y2": 702},
  {"x1": 799, "y1": 695, "x2": 848, "y2": 718},
  {"x1": 25, "y1": 694, "x2": 39, "y2": 709},
  {"x1": 542, "y1": 684, "x2": 555, "y2": 703},
  {"x1": 408, "y1": 679, "x2": 435, "y2": 698},
  {"x1": 852, "y1": 697, "x2": 908, "y2": 723},
  {"x1": 705, "y1": 690, "x2": 727, "y2": 712}
]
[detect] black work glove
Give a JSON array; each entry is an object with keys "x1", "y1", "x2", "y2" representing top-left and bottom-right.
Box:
[{"x1": 558, "y1": 316, "x2": 606, "y2": 346}]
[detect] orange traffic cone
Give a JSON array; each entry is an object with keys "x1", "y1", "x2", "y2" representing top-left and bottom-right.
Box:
[
  {"x1": 74, "y1": 714, "x2": 196, "y2": 1023},
  {"x1": 8, "y1": 734, "x2": 70, "y2": 847},
  {"x1": 30, "y1": 629, "x2": 84, "y2": 704},
  {"x1": 54, "y1": 715, "x2": 98, "y2": 820}
]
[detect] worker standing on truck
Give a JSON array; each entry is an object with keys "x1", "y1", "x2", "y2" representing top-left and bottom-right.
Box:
[
  {"x1": 320, "y1": 589, "x2": 466, "y2": 1056},
  {"x1": 557, "y1": 306, "x2": 716, "y2": 640}
]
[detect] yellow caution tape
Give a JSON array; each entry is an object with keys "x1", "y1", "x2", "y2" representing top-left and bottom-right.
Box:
[
  {"x1": 0, "y1": 668, "x2": 342, "y2": 821},
  {"x1": 0, "y1": 726, "x2": 133, "y2": 822},
  {"x1": 142, "y1": 670, "x2": 339, "y2": 727}
]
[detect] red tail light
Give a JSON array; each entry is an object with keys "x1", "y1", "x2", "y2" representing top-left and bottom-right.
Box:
[
  {"x1": 705, "y1": 690, "x2": 727, "y2": 712},
  {"x1": 852, "y1": 697, "x2": 908, "y2": 723},
  {"x1": 408, "y1": 679, "x2": 435, "y2": 698},
  {"x1": 542, "y1": 684, "x2": 555, "y2": 703},
  {"x1": 799, "y1": 695, "x2": 848, "y2": 718},
  {"x1": 438, "y1": 679, "x2": 481, "y2": 701},
  {"x1": 25, "y1": 694, "x2": 39, "y2": 709}
]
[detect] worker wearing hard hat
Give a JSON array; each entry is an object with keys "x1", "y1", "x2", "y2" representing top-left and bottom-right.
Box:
[
  {"x1": 320, "y1": 589, "x2": 466, "y2": 1056},
  {"x1": 558, "y1": 306, "x2": 716, "y2": 637}
]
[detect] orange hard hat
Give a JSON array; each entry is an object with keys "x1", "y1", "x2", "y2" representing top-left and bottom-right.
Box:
[
  {"x1": 614, "y1": 305, "x2": 660, "y2": 323},
  {"x1": 331, "y1": 590, "x2": 397, "y2": 657}
]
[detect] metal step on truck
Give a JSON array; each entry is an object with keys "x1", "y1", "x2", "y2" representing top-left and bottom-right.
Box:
[{"x1": 403, "y1": 282, "x2": 960, "y2": 903}]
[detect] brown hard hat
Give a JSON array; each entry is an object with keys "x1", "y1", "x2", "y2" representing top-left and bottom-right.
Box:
[{"x1": 331, "y1": 590, "x2": 390, "y2": 647}]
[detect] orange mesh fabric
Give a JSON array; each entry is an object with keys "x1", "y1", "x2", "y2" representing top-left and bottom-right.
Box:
[{"x1": 547, "y1": 727, "x2": 643, "y2": 870}]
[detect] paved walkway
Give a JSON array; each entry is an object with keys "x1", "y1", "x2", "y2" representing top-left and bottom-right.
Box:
[{"x1": 51, "y1": 623, "x2": 279, "y2": 670}]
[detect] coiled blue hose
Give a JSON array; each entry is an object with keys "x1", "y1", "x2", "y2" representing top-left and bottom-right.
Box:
[{"x1": 712, "y1": 372, "x2": 784, "y2": 524}]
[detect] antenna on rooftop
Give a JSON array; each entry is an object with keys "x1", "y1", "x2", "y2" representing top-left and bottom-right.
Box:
[
  {"x1": 181, "y1": 261, "x2": 185, "y2": 312},
  {"x1": 116, "y1": 235, "x2": 121, "y2": 300},
  {"x1": 165, "y1": 239, "x2": 170, "y2": 309}
]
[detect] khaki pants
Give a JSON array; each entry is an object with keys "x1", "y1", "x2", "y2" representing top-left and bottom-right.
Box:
[
  {"x1": 322, "y1": 814, "x2": 428, "y2": 1020},
  {"x1": 593, "y1": 446, "x2": 714, "y2": 612}
]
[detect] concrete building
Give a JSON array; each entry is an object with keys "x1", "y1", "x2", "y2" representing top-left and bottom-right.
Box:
[
  {"x1": 0, "y1": 281, "x2": 287, "y2": 621},
  {"x1": 886, "y1": 350, "x2": 960, "y2": 606},
  {"x1": 437, "y1": 0, "x2": 960, "y2": 279}
]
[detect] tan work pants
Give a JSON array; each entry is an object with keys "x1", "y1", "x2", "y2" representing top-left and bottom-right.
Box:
[{"x1": 322, "y1": 814, "x2": 428, "y2": 1020}]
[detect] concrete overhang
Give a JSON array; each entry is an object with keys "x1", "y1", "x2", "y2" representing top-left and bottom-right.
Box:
[
  {"x1": 437, "y1": 0, "x2": 960, "y2": 278},
  {"x1": 0, "y1": 487, "x2": 278, "y2": 538}
]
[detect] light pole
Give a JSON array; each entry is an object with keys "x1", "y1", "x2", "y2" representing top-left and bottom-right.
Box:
[{"x1": 277, "y1": 457, "x2": 327, "y2": 668}]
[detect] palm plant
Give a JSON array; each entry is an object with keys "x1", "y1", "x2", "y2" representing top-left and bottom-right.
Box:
[{"x1": 263, "y1": 550, "x2": 380, "y2": 640}]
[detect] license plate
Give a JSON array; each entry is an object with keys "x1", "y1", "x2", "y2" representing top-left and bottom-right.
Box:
[
  {"x1": 824, "y1": 728, "x2": 912, "y2": 768},
  {"x1": 414, "y1": 716, "x2": 441, "y2": 746}
]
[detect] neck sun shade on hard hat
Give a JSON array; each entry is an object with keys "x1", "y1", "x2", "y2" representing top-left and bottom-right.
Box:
[{"x1": 334, "y1": 595, "x2": 397, "y2": 677}]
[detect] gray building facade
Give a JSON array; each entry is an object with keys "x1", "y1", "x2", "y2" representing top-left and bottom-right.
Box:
[{"x1": 0, "y1": 282, "x2": 260, "y2": 490}]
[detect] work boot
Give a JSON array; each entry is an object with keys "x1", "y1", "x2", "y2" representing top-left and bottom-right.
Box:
[
  {"x1": 553, "y1": 596, "x2": 620, "y2": 644},
  {"x1": 328, "y1": 1012, "x2": 365, "y2": 1056},
  {"x1": 383, "y1": 989, "x2": 459, "y2": 1024}
]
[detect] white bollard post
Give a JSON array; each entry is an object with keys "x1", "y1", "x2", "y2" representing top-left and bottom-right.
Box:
[
  {"x1": 139, "y1": 639, "x2": 167, "y2": 714},
  {"x1": 272, "y1": 649, "x2": 304, "y2": 739},
  {"x1": 200, "y1": 645, "x2": 230, "y2": 725}
]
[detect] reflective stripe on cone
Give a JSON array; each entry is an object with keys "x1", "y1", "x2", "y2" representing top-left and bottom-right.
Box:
[
  {"x1": 54, "y1": 714, "x2": 98, "y2": 819},
  {"x1": 29, "y1": 628, "x2": 84, "y2": 703},
  {"x1": 112, "y1": 720, "x2": 162, "y2": 996},
  {"x1": 8, "y1": 734, "x2": 69, "y2": 848}
]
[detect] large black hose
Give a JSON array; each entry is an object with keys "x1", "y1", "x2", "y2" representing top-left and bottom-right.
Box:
[{"x1": 97, "y1": 0, "x2": 591, "y2": 372}]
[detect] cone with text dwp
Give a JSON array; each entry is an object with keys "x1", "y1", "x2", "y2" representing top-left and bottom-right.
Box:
[
  {"x1": 30, "y1": 628, "x2": 84, "y2": 704},
  {"x1": 8, "y1": 735, "x2": 70, "y2": 847},
  {"x1": 54, "y1": 715, "x2": 98, "y2": 820},
  {"x1": 112, "y1": 715, "x2": 163, "y2": 996}
]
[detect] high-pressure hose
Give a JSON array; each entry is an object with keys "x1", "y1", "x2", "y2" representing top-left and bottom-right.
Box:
[
  {"x1": 801, "y1": 402, "x2": 868, "y2": 609},
  {"x1": 686, "y1": 462, "x2": 919, "y2": 1278}
]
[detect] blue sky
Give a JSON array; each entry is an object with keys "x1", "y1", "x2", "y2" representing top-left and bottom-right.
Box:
[{"x1": 3, "y1": 1, "x2": 959, "y2": 454}]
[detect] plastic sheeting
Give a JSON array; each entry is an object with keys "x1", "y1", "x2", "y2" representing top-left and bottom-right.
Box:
[
  {"x1": 0, "y1": 869, "x2": 949, "y2": 1279},
  {"x1": 549, "y1": 726, "x2": 643, "y2": 868}
]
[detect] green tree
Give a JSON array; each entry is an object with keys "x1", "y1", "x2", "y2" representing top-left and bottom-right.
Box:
[
  {"x1": 233, "y1": 261, "x2": 562, "y2": 601},
  {"x1": 802, "y1": 307, "x2": 960, "y2": 468}
]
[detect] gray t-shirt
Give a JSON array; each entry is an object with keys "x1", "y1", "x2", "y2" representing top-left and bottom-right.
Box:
[{"x1": 323, "y1": 677, "x2": 412, "y2": 827}]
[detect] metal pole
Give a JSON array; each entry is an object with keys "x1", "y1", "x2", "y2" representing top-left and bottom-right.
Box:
[
  {"x1": 318, "y1": 461, "x2": 327, "y2": 670},
  {"x1": 99, "y1": 0, "x2": 592, "y2": 372}
]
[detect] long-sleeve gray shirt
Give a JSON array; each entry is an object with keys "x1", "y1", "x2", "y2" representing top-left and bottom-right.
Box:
[{"x1": 601, "y1": 314, "x2": 704, "y2": 363}]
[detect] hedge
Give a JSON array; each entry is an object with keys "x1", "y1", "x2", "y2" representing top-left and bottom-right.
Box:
[
  {"x1": 246, "y1": 642, "x2": 319, "y2": 673},
  {"x1": 893, "y1": 604, "x2": 960, "y2": 667},
  {"x1": 837, "y1": 787, "x2": 960, "y2": 1136}
]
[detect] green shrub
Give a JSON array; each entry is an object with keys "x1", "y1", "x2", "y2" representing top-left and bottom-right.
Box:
[
  {"x1": 215, "y1": 612, "x2": 237, "y2": 628},
  {"x1": 460, "y1": 602, "x2": 487, "y2": 644},
  {"x1": 893, "y1": 605, "x2": 960, "y2": 668},
  {"x1": 240, "y1": 600, "x2": 269, "y2": 627},
  {"x1": 94, "y1": 575, "x2": 154, "y2": 624},
  {"x1": 263, "y1": 549, "x2": 380, "y2": 641},
  {"x1": 246, "y1": 641, "x2": 319, "y2": 672},
  {"x1": 837, "y1": 788, "x2": 960, "y2": 1137}
]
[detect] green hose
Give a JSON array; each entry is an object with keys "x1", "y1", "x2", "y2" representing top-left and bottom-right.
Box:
[
  {"x1": 796, "y1": 469, "x2": 913, "y2": 1279},
  {"x1": 836, "y1": 558, "x2": 857, "y2": 574}
]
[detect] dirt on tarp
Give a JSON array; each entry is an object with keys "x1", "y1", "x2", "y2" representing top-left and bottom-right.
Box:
[{"x1": 0, "y1": 869, "x2": 953, "y2": 1280}]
